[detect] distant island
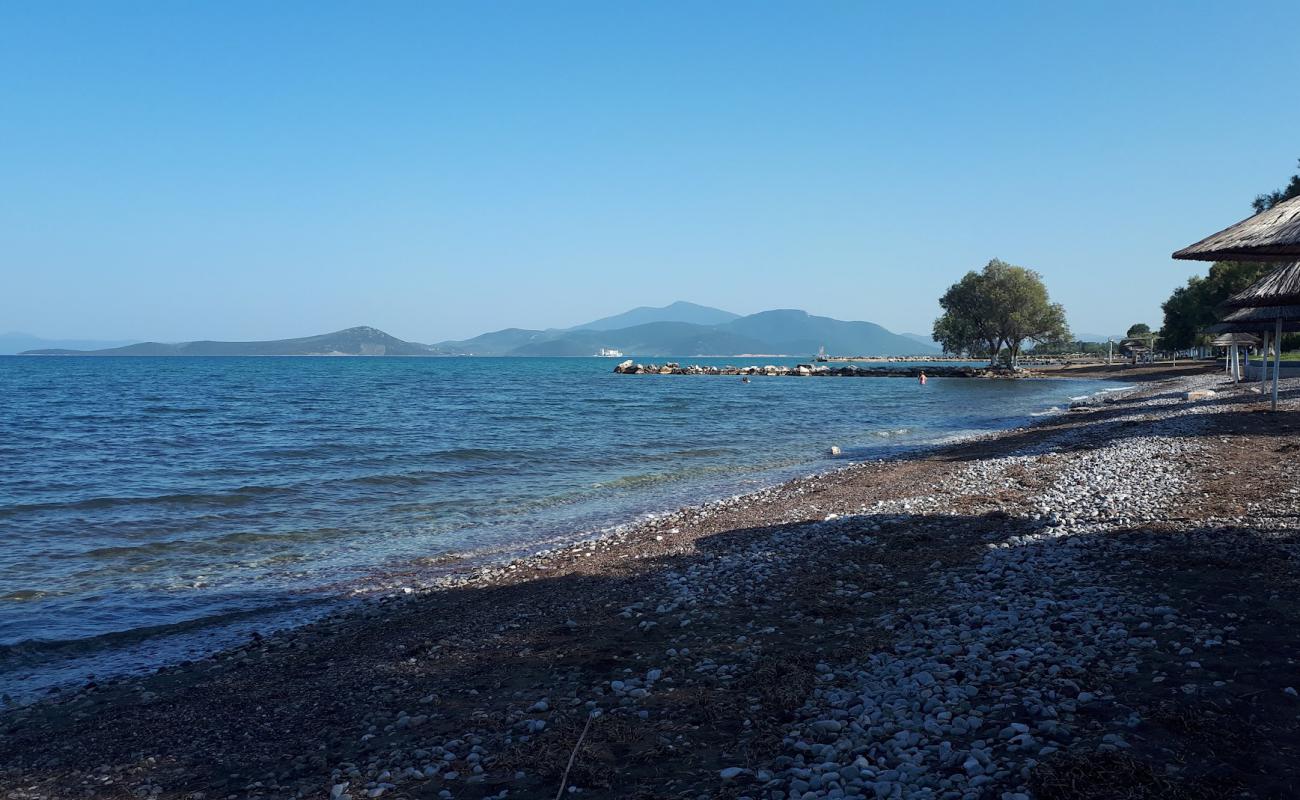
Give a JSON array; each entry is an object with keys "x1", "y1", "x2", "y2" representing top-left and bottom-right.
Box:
[
  {"x1": 17, "y1": 301, "x2": 940, "y2": 358},
  {"x1": 19, "y1": 326, "x2": 432, "y2": 357}
]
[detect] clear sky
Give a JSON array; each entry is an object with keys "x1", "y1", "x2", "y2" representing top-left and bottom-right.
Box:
[{"x1": 4, "y1": 1, "x2": 1299, "y2": 343}]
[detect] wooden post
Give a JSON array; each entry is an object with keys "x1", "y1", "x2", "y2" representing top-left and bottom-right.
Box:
[
  {"x1": 1261, "y1": 331, "x2": 1270, "y2": 391},
  {"x1": 1273, "y1": 317, "x2": 1282, "y2": 411}
]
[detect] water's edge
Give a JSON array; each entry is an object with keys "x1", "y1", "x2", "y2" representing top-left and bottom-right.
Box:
[{"x1": 0, "y1": 376, "x2": 1132, "y2": 706}]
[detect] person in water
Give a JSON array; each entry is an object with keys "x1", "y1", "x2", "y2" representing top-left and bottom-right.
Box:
[{"x1": 918, "y1": 371, "x2": 927, "y2": 385}]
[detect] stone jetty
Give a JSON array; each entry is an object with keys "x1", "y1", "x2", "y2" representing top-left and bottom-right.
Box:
[{"x1": 613, "y1": 359, "x2": 999, "y2": 378}]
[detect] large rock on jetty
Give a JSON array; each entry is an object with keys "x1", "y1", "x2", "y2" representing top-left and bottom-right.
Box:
[{"x1": 613, "y1": 361, "x2": 998, "y2": 378}]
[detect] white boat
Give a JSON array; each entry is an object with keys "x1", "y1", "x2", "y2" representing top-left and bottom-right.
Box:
[{"x1": 596, "y1": 348, "x2": 624, "y2": 357}]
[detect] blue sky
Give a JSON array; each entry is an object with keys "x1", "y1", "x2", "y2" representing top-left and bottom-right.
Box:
[{"x1": 3, "y1": 1, "x2": 1299, "y2": 343}]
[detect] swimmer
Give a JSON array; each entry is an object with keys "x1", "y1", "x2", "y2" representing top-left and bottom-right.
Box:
[{"x1": 918, "y1": 371, "x2": 927, "y2": 385}]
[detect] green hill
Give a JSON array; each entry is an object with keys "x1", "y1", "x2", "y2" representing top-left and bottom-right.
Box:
[
  {"x1": 22, "y1": 308, "x2": 939, "y2": 358},
  {"x1": 22, "y1": 326, "x2": 432, "y2": 356},
  {"x1": 719, "y1": 310, "x2": 926, "y2": 357},
  {"x1": 435, "y1": 310, "x2": 935, "y2": 357},
  {"x1": 569, "y1": 301, "x2": 740, "y2": 331}
]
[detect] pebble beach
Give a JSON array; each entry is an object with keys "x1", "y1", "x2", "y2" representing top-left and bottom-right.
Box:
[{"x1": 3, "y1": 365, "x2": 1299, "y2": 800}]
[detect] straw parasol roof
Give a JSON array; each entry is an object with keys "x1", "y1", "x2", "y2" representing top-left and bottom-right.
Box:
[
  {"x1": 1220, "y1": 261, "x2": 1300, "y2": 309},
  {"x1": 1207, "y1": 319, "x2": 1300, "y2": 334},
  {"x1": 1221, "y1": 304, "x2": 1300, "y2": 324},
  {"x1": 1173, "y1": 194, "x2": 1300, "y2": 262},
  {"x1": 1210, "y1": 332, "x2": 1260, "y2": 347}
]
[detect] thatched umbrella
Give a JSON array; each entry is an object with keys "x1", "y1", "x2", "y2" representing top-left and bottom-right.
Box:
[
  {"x1": 1208, "y1": 317, "x2": 1300, "y2": 401},
  {"x1": 1221, "y1": 261, "x2": 1300, "y2": 309},
  {"x1": 1210, "y1": 332, "x2": 1260, "y2": 383},
  {"x1": 1201, "y1": 317, "x2": 1300, "y2": 333},
  {"x1": 1119, "y1": 336, "x2": 1153, "y2": 365},
  {"x1": 1176, "y1": 197, "x2": 1300, "y2": 408},
  {"x1": 1218, "y1": 263, "x2": 1300, "y2": 406},
  {"x1": 1212, "y1": 304, "x2": 1300, "y2": 406},
  {"x1": 1221, "y1": 304, "x2": 1300, "y2": 324},
  {"x1": 1210, "y1": 332, "x2": 1261, "y2": 345},
  {"x1": 1173, "y1": 195, "x2": 1300, "y2": 262}
]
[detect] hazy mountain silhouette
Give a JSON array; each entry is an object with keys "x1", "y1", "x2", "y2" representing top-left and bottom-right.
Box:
[
  {"x1": 22, "y1": 326, "x2": 431, "y2": 356},
  {"x1": 899, "y1": 332, "x2": 937, "y2": 346},
  {"x1": 570, "y1": 301, "x2": 740, "y2": 331},
  {"x1": 22, "y1": 308, "x2": 939, "y2": 358},
  {"x1": 1, "y1": 332, "x2": 137, "y2": 355},
  {"x1": 433, "y1": 309, "x2": 934, "y2": 357}
]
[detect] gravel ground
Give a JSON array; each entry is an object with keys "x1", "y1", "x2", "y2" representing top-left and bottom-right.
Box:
[{"x1": 3, "y1": 367, "x2": 1299, "y2": 800}]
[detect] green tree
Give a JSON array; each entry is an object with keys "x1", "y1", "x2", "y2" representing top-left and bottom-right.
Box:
[
  {"x1": 1157, "y1": 162, "x2": 1300, "y2": 350},
  {"x1": 1158, "y1": 280, "x2": 1208, "y2": 351},
  {"x1": 1158, "y1": 261, "x2": 1273, "y2": 350},
  {"x1": 1126, "y1": 323, "x2": 1151, "y2": 338},
  {"x1": 933, "y1": 269, "x2": 1003, "y2": 360},
  {"x1": 933, "y1": 259, "x2": 1070, "y2": 367},
  {"x1": 1253, "y1": 158, "x2": 1300, "y2": 213},
  {"x1": 1028, "y1": 340, "x2": 1109, "y2": 356}
]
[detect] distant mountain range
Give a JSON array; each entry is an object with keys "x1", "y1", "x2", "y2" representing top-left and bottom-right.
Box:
[
  {"x1": 569, "y1": 300, "x2": 741, "y2": 331},
  {"x1": 1, "y1": 332, "x2": 137, "y2": 355},
  {"x1": 429, "y1": 305, "x2": 934, "y2": 357},
  {"x1": 21, "y1": 326, "x2": 430, "y2": 357},
  {"x1": 898, "y1": 332, "x2": 937, "y2": 347},
  {"x1": 18, "y1": 302, "x2": 940, "y2": 358}
]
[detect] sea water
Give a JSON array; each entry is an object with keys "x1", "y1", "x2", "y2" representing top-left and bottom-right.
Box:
[{"x1": 0, "y1": 356, "x2": 1112, "y2": 699}]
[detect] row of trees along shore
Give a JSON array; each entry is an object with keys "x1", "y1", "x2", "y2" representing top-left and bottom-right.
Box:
[
  {"x1": 934, "y1": 161, "x2": 1300, "y2": 366},
  {"x1": 1158, "y1": 160, "x2": 1300, "y2": 352},
  {"x1": 932, "y1": 259, "x2": 1070, "y2": 367}
]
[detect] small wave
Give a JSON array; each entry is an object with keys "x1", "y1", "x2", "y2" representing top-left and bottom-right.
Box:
[
  {"x1": 71, "y1": 527, "x2": 350, "y2": 561},
  {"x1": 590, "y1": 460, "x2": 784, "y2": 492},
  {"x1": 1031, "y1": 406, "x2": 1064, "y2": 417},
  {"x1": 1, "y1": 589, "x2": 49, "y2": 602},
  {"x1": 438, "y1": 448, "x2": 523, "y2": 462},
  {"x1": 0, "y1": 599, "x2": 331, "y2": 660},
  {"x1": 670, "y1": 447, "x2": 740, "y2": 458},
  {"x1": 140, "y1": 405, "x2": 215, "y2": 415},
  {"x1": 872, "y1": 428, "x2": 912, "y2": 438},
  {"x1": 0, "y1": 485, "x2": 286, "y2": 517}
]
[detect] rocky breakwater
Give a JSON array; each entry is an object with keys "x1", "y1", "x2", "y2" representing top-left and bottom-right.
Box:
[{"x1": 613, "y1": 360, "x2": 997, "y2": 378}]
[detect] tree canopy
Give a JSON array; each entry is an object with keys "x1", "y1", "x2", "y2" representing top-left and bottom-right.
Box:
[
  {"x1": 1159, "y1": 161, "x2": 1300, "y2": 350},
  {"x1": 1126, "y1": 323, "x2": 1151, "y2": 338},
  {"x1": 933, "y1": 259, "x2": 1070, "y2": 366},
  {"x1": 1159, "y1": 261, "x2": 1273, "y2": 350},
  {"x1": 1253, "y1": 158, "x2": 1300, "y2": 213}
]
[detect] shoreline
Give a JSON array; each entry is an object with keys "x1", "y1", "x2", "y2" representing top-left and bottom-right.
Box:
[
  {"x1": 9, "y1": 362, "x2": 1300, "y2": 800},
  {"x1": 0, "y1": 372, "x2": 1131, "y2": 705}
]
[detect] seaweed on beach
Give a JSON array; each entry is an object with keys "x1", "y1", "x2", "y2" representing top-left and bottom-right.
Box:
[{"x1": 1030, "y1": 750, "x2": 1243, "y2": 800}]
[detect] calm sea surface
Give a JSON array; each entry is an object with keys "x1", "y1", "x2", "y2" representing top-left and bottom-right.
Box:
[{"x1": 0, "y1": 356, "x2": 1114, "y2": 700}]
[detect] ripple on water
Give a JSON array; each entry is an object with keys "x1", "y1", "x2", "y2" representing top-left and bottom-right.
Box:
[{"x1": 0, "y1": 355, "x2": 1114, "y2": 699}]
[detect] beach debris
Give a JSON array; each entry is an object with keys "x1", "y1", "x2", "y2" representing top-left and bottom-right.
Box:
[{"x1": 614, "y1": 361, "x2": 1002, "y2": 378}]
